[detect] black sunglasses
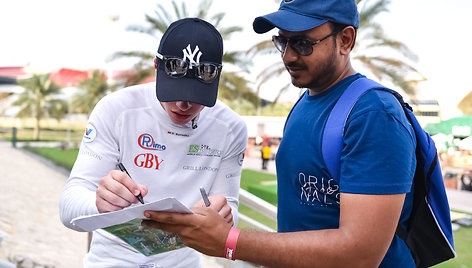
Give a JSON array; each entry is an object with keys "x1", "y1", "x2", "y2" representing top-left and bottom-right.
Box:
[
  {"x1": 272, "y1": 31, "x2": 340, "y2": 56},
  {"x1": 156, "y1": 52, "x2": 222, "y2": 84}
]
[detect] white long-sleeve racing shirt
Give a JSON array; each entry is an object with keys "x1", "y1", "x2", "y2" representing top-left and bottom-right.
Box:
[{"x1": 59, "y1": 82, "x2": 247, "y2": 268}]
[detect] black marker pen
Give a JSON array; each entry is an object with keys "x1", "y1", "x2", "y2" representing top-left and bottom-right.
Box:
[{"x1": 117, "y1": 163, "x2": 144, "y2": 204}]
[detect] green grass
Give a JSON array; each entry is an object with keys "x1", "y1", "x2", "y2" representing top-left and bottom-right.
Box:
[
  {"x1": 23, "y1": 146, "x2": 79, "y2": 171},
  {"x1": 247, "y1": 184, "x2": 277, "y2": 205},
  {"x1": 240, "y1": 169, "x2": 277, "y2": 190},
  {"x1": 0, "y1": 128, "x2": 84, "y2": 142},
  {"x1": 241, "y1": 169, "x2": 278, "y2": 205},
  {"x1": 434, "y1": 226, "x2": 472, "y2": 268},
  {"x1": 237, "y1": 204, "x2": 277, "y2": 230},
  {"x1": 239, "y1": 169, "x2": 278, "y2": 230}
]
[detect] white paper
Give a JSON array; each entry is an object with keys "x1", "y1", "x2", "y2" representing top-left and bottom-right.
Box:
[{"x1": 71, "y1": 197, "x2": 192, "y2": 232}]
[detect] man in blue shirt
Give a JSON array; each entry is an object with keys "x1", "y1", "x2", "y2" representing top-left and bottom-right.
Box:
[{"x1": 143, "y1": 1, "x2": 416, "y2": 267}]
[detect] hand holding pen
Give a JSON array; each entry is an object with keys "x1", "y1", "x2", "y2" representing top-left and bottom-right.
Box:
[
  {"x1": 118, "y1": 163, "x2": 145, "y2": 204},
  {"x1": 198, "y1": 188, "x2": 233, "y2": 226},
  {"x1": 96, "y1": 163, "x2": 147, "y2": 213}
]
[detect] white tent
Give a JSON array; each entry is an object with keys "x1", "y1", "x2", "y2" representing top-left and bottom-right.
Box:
[{"x1": 457, "y1": 136, "x2": 472, "y2": 151}]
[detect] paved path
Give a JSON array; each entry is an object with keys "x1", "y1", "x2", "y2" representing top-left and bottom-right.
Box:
[
  {"x1": 446, "y1": 189, "x2": 472, "y2": 214},
  {"x1": 0, "y1": 142, "x2": 87, "y2": 267}
]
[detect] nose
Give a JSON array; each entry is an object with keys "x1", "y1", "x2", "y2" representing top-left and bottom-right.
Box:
[
  {"x1": 175, "y1": 101, "x2": 192, "y2": 111},
  {"x1": 282, "y1": 43, "x2": 299, "y2": 63}
]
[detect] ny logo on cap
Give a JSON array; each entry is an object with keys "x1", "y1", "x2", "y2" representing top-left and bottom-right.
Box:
[{"x1": 183, "y1": 44, "x2": 202, "y2": 69}]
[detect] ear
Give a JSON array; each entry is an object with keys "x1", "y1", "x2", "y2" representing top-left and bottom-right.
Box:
[
  {"x1": 154, "y1": 57, "x2": 157, "y2": 70},
  {"x1": 338, "y1": 26, "x2": 356, "y2": 55}
]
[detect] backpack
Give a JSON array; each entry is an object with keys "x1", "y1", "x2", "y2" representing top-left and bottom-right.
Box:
[{"x1": 322, "y1": 77, "x2": 455, "y2": 268}]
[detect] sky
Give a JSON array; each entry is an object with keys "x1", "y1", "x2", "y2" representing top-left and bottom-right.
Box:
[{"x1": 1, "y1": 0, "x2": 471, "y2": 120}]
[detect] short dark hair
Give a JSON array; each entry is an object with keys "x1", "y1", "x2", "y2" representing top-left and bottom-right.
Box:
[{"x1": 330, "y1": 22, "x2": 357, "y2": 50}]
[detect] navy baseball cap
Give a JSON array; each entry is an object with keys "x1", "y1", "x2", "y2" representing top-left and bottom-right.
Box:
[
  {"x1": 253, "y1": 0, "x2": 360, "y2": 34},
  {"x1": 156, "y1": 18, "x2": 223, "y2": 107}
]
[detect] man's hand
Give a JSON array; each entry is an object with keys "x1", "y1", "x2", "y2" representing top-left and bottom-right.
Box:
[
  {"x1": 96, "y1": 170, "x2": 148, "y2": 213},
  {"x1": 193, "y1": 195, "x2": 234, "y2": 226},
  {"x1": 142, "y1": 207, "x2": 232, "y2": 258}
]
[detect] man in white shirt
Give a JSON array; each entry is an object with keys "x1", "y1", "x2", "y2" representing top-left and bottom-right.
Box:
[{"x1": 59, "y1": 18, "x2": 247, "y2": 268}]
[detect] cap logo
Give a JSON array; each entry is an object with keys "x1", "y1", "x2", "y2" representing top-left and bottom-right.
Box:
[
  {"x1": 183, "y1": 44, "x2": 202, "y2": 69},
  {"x1": 284, "y1": 0, "x2": 294, "y2": 3}
]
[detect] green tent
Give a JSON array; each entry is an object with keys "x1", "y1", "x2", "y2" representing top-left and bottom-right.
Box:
[{"x1": 424, "y1": 116, "x2": 472, "y2": 137}]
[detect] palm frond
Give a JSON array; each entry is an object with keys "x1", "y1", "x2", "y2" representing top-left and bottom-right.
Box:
[
  {"x1": 195, "y1": 0, "x2": 213, "y2": 18},
  {"x1": 270, "y1": 82, "x2": 292, "y2": 107},
  {"x1": 109, "y1": 51, "x2": 154, "y2": 62},
  {"x1": 218, "y1": 26, "x2": 243, "y2": 39},
  {"x1": 210, "y1": 12, "x2": 225, "y2": 27},
  {"x1": 246, "y1": 40, "x2": 278, "y2": 59},
  {"x1": 156, "y1": 3, "x2": 174, "y2": 25}
]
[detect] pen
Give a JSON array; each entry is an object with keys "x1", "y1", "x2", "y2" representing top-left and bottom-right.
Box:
[
  {"x1": 117, "y1": 163, "x2": 144, "y2": 204},
  {"x1": 199, "y1": 187, "x2": 211, "y2": 207}
]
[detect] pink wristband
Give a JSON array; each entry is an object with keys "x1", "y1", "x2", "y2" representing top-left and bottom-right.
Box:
[{"x1": 224, "y1": 227, "x2": 240, "y2": 260}]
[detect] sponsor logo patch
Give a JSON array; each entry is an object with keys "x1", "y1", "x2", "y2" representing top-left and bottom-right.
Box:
[
  {"x1": 78, "y1": 149, "x2": 102, "y2": 160},
  {"x1": 83, "y1": 123, "x2": 97, "y2": 143},
  {"x1": 167, "y1": 130, "x2": 189, "y2": 137},
  {"x1": 238, "y1": 152, "x2": 245, "y2": 166},
  {"x1": 187, "y1": 144, "x2": 222, "y2": 157},
  {"x1": 182, "y1": 165, "x2": 218, "y2": 172},
  {"x1": 138, "y1": 133, "x2": 166, "y2": 151},
  {"x1": 134, "y1": 153, "x2": 164, "y2": 170}
]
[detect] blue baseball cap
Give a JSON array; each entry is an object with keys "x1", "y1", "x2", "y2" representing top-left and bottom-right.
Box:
[
  {"x1": 156, "y1": 18, "x2": 223, "y2": 107},
  {"x1": 253, "y1": 0, "x2": 360, "y2": 34}
]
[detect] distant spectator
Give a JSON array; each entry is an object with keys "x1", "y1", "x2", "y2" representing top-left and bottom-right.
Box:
[{"x1": 261, "y1": 141, "x2": 271, "y2": 170}]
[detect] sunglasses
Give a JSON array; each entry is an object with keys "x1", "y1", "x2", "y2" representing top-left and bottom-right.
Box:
[
  {"x1": 156, "y1": 52, "x2": 222, "y2": 84},
  {"x1": 272, "y1": 31, "x2": 340, "y2": 56}
]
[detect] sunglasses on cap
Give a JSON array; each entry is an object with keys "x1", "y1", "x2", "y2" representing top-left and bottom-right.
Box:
[
  {"x1": 156, "y1": 52, "x2": 223, "y2": 84},
  {"x1": 272, "y1": 31, "x2": 340, "y2": 56}
]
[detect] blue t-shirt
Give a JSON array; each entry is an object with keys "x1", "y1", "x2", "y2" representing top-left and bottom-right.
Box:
[{"x1": 276, "y1": 74, "x2": 417, "y2": 267}]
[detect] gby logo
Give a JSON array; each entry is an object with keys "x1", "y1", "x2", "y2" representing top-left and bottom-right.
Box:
[
  {"x1": 134, "y1": 153, "x2": 164, "y2": 170},
  {"x1": 188, "y1": 144, "x2": 222, "y2": 157},
  {"x1": 138, "y1": 133, "x2": 166, "y2": 151}
]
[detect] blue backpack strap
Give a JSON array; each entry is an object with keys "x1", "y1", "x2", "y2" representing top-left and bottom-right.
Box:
[
  {"x1": 322, "y1": 77, "x2": 385, "y2": 181},
  {"x1": 323, "y1": 79, "x2": 456, "y2": 266}
]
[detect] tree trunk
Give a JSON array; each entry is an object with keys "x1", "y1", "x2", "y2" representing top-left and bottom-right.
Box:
[
  {"x1": 35, "y1": 99, "x2": 41, "y2": 141},
  {"x1": 34, "y1": 115, "x2": 40, "y2": 141}
]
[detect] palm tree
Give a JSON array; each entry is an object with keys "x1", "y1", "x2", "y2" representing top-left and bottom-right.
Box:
[
  {"x1": 71, "y1": 70, "x2": 116, "y2": 115},
  {"x1": 353, "y1": 0, "x2": 425, "y2": 96},
  {"x1": 111, "y1": 0, "x2": 258, "y2": 107},
  {"x1": 13, "y1": 74, "x2": 68, "y2": 140},
  {"x1": 247, "y1": 0, "x2": 424, "y2": 111}
]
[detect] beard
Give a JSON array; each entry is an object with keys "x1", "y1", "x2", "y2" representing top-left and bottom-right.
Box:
[{"x1": 286, "y1": 48, "x2": 338, "y2": 91}]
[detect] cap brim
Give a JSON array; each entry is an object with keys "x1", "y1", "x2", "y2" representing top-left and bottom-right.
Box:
[
  {"x1": 156, "y1": 68, "x2": 219, "y2": 107},
  {"x1": 253, "y1": 9, "x2": 328, "y2": 34}
]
